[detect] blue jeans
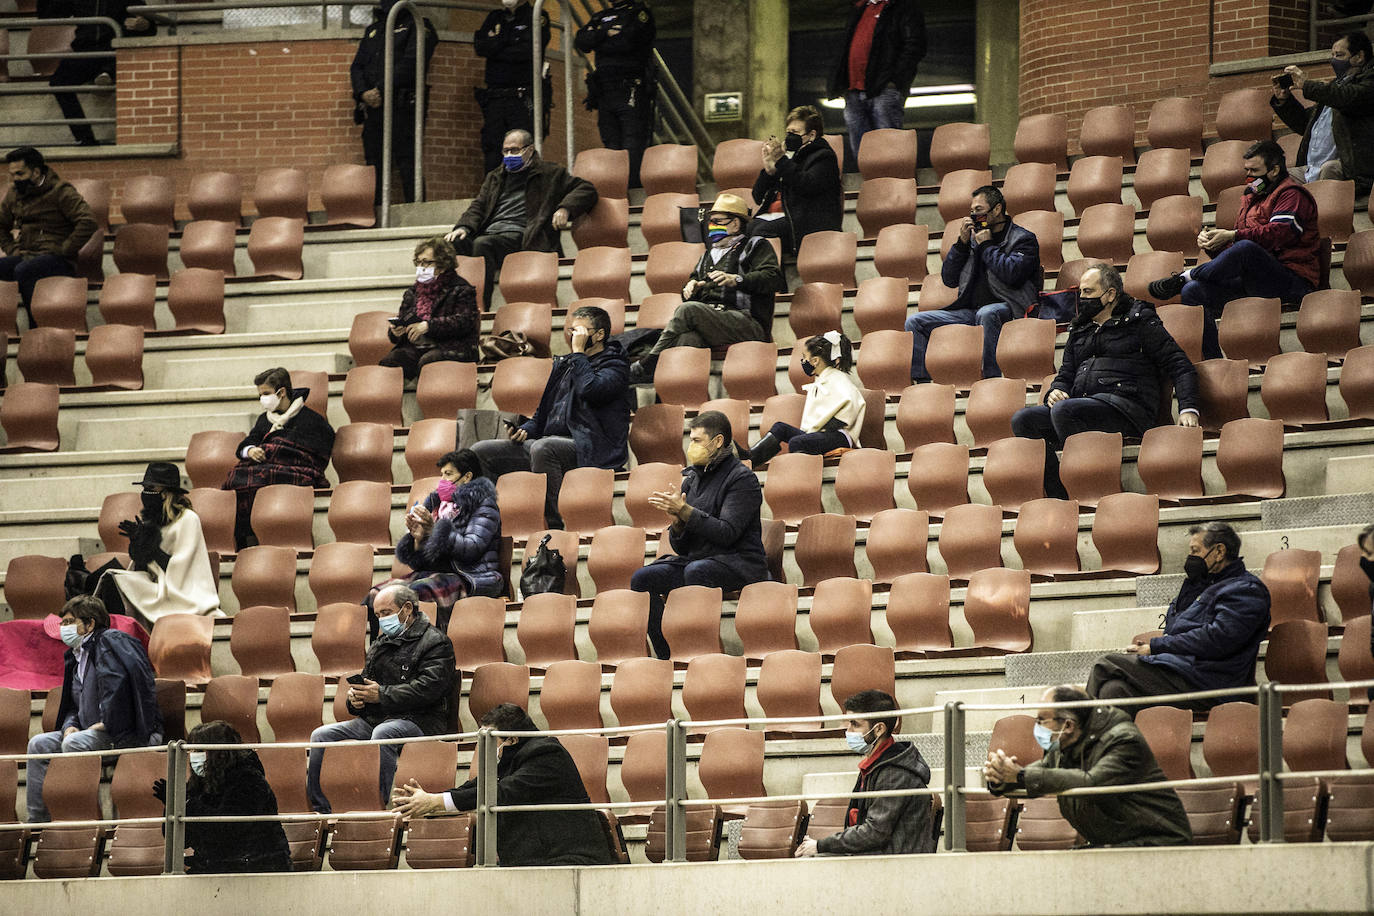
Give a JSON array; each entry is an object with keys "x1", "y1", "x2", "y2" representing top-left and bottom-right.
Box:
[
  {"x1": 843, "y1": 86, "x2": 905, "y2": 160},
  {"x1": 905, "y1": 303, "x2": 1014, "y2": 381},
  {"x1": 306, "y1": 715, "x2": 424, "y2": 813},
  {"x1": 26, "y1": 726, "x2": 115, "y2": 822},
  {"x1": 631, "y1": 556, "x2": 758, "y2": 659},
  {"x1": 1180, "y1": 240, "x2": 1314, "y2": 359},
  {"x1": 1011, "y1": 399, "x2": 1140, "y2": 499},
  {"x1": 0, "y1": 253, "x2": 78, "y2": 317}
]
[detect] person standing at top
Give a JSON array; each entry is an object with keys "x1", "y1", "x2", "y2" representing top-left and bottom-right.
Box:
[
  {"x1": 829, "y1": 0, "x2": 927, "y2": 160},
  {"x1": 575, "y1": 0, "x2": 656, "y2": 189},
  {"x1": 474, "y1": 0, "x2": 552, "y2": 174}
]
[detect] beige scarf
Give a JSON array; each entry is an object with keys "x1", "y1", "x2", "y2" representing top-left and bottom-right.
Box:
[{"x1": 265, "y1": 396, "x2": 305, "y2": 433}]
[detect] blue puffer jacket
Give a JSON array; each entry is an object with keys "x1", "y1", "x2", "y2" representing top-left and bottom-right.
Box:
[
  {"x1": 1144, "y1": 558, "x2": 1271, "y2": 691},
  {"x1": 396, "y1": 476, "x2": 504, "y2": 597},
  {"x1": 520, "y1": 340, "x2": 632, "y2": 470}
]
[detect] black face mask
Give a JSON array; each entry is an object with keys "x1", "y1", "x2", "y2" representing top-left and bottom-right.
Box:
[
  {"x1": 1077, "y1": 294, "x2": 1109, "y2": 319},
  {"x1": 800, "y1": 360, "x2": 815, "y2": 377},
  {"x1": 784, "y1": 133, "x2": 805, "y2": 153},
  {"x1": 141, "y1": 490, "x2": 163, "y2": 515},
  {"x1": 1360, "y1": 556, "x2": 1374, "y2": 582},
  {"x1": 12, "y1": 179, "x2": 33, "y2": 195},
  {"x1": 1183, "y1": 545, "x2": 1218, "y2": 582}
]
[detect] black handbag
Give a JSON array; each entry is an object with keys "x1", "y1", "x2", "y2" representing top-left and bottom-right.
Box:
[{"x1": 519, "y1": 533, "x2": 566, "y2": 598}]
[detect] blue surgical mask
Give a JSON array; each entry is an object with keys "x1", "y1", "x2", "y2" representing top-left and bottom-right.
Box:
[
  {"x1": 59, "y1": 624, "x2": 84, "y2": 648},
  {"x1": 378, "y1": 612, "x2": 404, "y2": 637},
  {"x1": 844, "y1": 725, "x2": 876, "y2": 754},
  {"x1": 503, "y1": 152, "x2": 527, "y2": 172},
  {"x1": 1033, "y1": 722, "x2": 1060, "y2": 752},
  {"x1": 189, "y1": 751, "x2": 207, "y2": 776}
]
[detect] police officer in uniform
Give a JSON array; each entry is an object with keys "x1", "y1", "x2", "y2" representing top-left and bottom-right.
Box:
[
  {"x1": 574, "y1": 0, "x2": 655, "y2": 189},
  {"x1": 350, "y1": 0, "x2": 438, "y2": 205},
  {"x1": 475, "y1": 0, "x2": 552, "y2": 174}
]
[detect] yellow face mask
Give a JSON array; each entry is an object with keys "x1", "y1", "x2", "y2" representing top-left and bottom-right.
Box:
[{"x1": 685, "y1": 440, "x2": 715, "y2": 468}]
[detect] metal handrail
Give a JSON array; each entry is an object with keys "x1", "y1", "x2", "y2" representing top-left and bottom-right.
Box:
[
  {"x1": 1309, "y1": 1, "x2": 1374, "y2": 50},
  {"x1": 379, "y1": 0, "x2": 426, "y2": 220},
  {"x1": 0, "y1": 15, "x2": 123, "y2": 139}
]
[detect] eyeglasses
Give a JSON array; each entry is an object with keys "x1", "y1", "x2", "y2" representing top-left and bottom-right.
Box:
[{"x1": 413, "y1": 258, "x2": 436, "y2": 267}]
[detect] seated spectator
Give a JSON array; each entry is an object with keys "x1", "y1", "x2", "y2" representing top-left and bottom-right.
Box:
[
  {"x1": 0, "y1": 146, "x2": 97, "y2": 325},
  {"x1": 630, "y1": 411, "x2": 770, "y2": 658},
  {"x1": 366, "y1": 449, "x2": 503, "y2": 633},
  {"x1": 308, "y1": 584, "x2": 456, "y2": 813},
  {"x1": 630, "y1": 193, "x2": 782, "y2": 384},
  {"x1": 26, "y1": 595, "x2": 161, "y2": 822},
  {"x1": 906, "y1": 184, "x2": 1040, "y2": 382},
  {"x1": 391, "y1": 702, "x2": 618, "y2": 866},
  {"x1": 748, "y1": 331, "x2": 865, "y2": 466},
  {"x1": 794, "y1": 689, "x2": 935, "y2": 858},
  {"x1": 91, "y1": 463, "x2": 221, "y2": 627},
  {"x1": 750, "y1": 105, "x2": 844, "y2": 257},
  {"x1": 443, "y1": 128, "x2": 597, "y2": 307},
  {"x1": 1011, "y1": 264, "x2": 1199, "y2": 500},
  {"x1": 471, "y1": 305, "x2": 631, "y2": 530},
  {"x1": 45, "y1": 0, "x2": 155, "y2": 146},
  {"x1": 984, "y1": 684, "x2": 1192, "y2": 847},
  {"x1": 1148, "y1": 139, "x2": 1320, "y2": 359},
  {"x1": 222, "y1": 367, "x2": 335, "y2": 550},
  {"x1": 154, "y1": 720, "x2": 291, "y2": 874},
  {"x1": 378, "y1": 237, "x2": 480, "y2": 378},
  {"x1": 1088, "y1": 522, "x2": 1270, "y2": 714},
  {"x1": 1271, "y1": 31, "x2": 1374, "y2": 196}
]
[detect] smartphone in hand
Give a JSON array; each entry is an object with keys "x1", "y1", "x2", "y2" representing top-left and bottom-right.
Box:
[
  {"x1": 346, "y1": 674, "x2": 367, "y2": 685},
  {"x1": 1275, "y1": 72, "x2": 1293, "y2": 90}
]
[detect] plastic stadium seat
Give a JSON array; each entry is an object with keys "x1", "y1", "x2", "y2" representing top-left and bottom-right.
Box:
[
  {"x1": 994, "y1": 318, "x2": 1057, "y2": 384},
  {"x1": 1000, "y1": 161, "x2": 1057, "y2": 217},
  {"x1": 1216, "y1": 87, "x2": 1274, "y2": 142},
  {"x1": 69, "y1": 177, "x2": 111, "y2": 232},
  {"x1": 1261, "y1": 548, "x2": 1322, "y2": 627},
  {"x1": 536, "y1": 659, "x2": 603, "y2": 730},
  {"x1": 1200, "y1": 140, "x2": 1251, "y2": 202},
  {"x1": 1091, "y1": 491, "x2": 1160, "y2": 574},
  {"x1": 490, "y1": 356, "x2": 552, "y2": 419},
  {"x1": 1056, "y1": 430, "x2": 1124, "y2": 509},
  {"x1": 871, "y1": 226, "x2": 928, "y2": 287},
  {"x1": 3, "y1": 555, "x2": 67, "y2": 619},
  {"x1": 848, "y1": 276, "x2": 909, "y2": 337},
  {"x1": 656, "y1": 584, "x2": 724, "y2": 665},
  {"x1": 348, "y1": 311, "x2": 394, "y2": 367},
  {"x1": 1217, "y1": 417, "x2": 1285, "y2": 498},
  {"x1": 184, "y1": 429, "x2": 241, "y2": 490},
  {"x1": 795, "y1": 513, "x2": 859, "y2": 587},
  {"x1": 490, "y1": 470, "x2": 543, "y2": 542},
  {"x1": 1076, "y1": 202, "x2": 1136, "y2": 263},
  {"x1": 310, "y1": 540, "x2": 378, "y2": 607},
  {"x1": 572, "y1": 246, "x2": 632, "y2": 303},
  {"x1": 1137, "y1": 425, "x2": 1205, "y2": 500},
  {"x1": 1066, "y1": 155, "x2": 1123, "y2": 215},
  {"x1": 640, "y1": 143, "x2": 699, "y2": 196},
  {"x1": 834, "y1": 449, "x2": 896, "y2": 521},
  {"x1": 112, "y1": 222, "x2": 171, "y2": 278},
  {"x1": 1296, "y1": 289, "x2": 1361, "y2": 359},
  {"x1": 736, "y1": 798, "x2": 810, "y2": 860},
  {"x1": 757, "y1": 392, "x2": 804, "y2": 451},
  {"x1": 762, "y1": 452, "x2": 824, "y2": 524},
  {"x1": 1194, "y1": 358, "x2": 1251, "y2": 431},
  {"x1": 231, "y1": 544, "x2": 298, "y2": 611},
  {"x1": 447, "y1": 595, "x2": 508, "y2": 672},
  {"x1": 121, "y1": 174, "x2": 175, "y2": 227},
  {"x1": 256, "y1": 745, "x2": 325, "y2": 869},
  {"x1": 1261, "y1": 351, "x2": 1330, "y2": 426},
  {"x1": 640, "y1": 192, "x2": 698, "y2": 246},
  {"x1": 187, "y1": 171, "x2": 243, "y2": 224},
  {"x1": 1338, "y1": 229, "x2": 1374, "y2": 297},
  {"x1": 556, "y1": 733, "x2": 612, "y2": 806},
  {"x1": 551, "y1": 466, "x2": 614, "y2": 536},
  {"x1": 0, "y1": 688, "x2": 29, "y2": 756},
  {"x1": 1015, "y1": 796, "x2": 1078, "y2": 850},
  {"x1": 754, "y1": 649, "x2": 824, "y2": 736},
  {"x1": 308, "y1": 601, "x2": 368, "y2": 678},
  {"x1": 619, "y1": 733, "x2": 671, "y2": 825},
  {"x1": 166, "y1": 267, "x2": 227, "y2": 334},
  {"x1": 1002, "y1": 209, "x2": 1060, "y2": 273},
  {"x1": 796, "y1": 230, "x2": 858, "y2": 288},
  {"x1": 734, "y1": 581, "x2": 800, "y2": 661},
  {"x1": 863, "y1": 508, "x2": 929, "y2": 584},
  {"x1": 853, "y1": 328, "x2": 913, "y2": 393},
  {"x1": 1210, "y1": 185, "x2": 1245, "y2": 232},
  {"x1": 32, "y1": 754, "x2": 104, "y2": 878},
  {"x1": 1055, "y1": 258, "x2": 1093, "y2": 291},
  {"x1": 1132, "y1": 147, "x2": 1191, "y2": 211},
  {"x1": 77, "y1": 227, "x2": 105, "y2": 286},
  {"x1": 808, "y1": 576, "x2": 874, "y2": 657},
  {"x1": 1146, "y1": 96, "x2": 1204, "y2": 154},
  {"x1": 965, "y1": 377, "x2": 1029, "y2": 449},
  {"x1": 651, "y1": 345, "x2": 712, "y2": 409},
  {"x1": 962, "y1": 795, "x2": 1018, "y2": 851},
  {"x1": 905, "y1": 441, "x2": 969, "y2": 517},
  {"x1": 717, "y1": 340, "x2": 777, "y2": 405},
  {"x1": 489, "y1": 301, "x2": 551, "y2": 359},
  {"x1": 682, "y1": 653, "x2": 747, "y2": 732},
  {"x1": 17, "y1": 327, "x2": 76, "y2": 386},
  {"x1": 857, "y1": 127, "x2": 918, "y2": 180},
  {"x1": 252, "y1": 167, "x2": 308, "y2": 221},
  {"x1": 465, "y1": 663, "x2": 531, "y2": 727},
  {"x1": 697, "y1": 727, "x2": 766, "y2": 818},
  {"x1": 515, "y1": 592, "x2": 577, "y2": 671},
  {"x1": 573, "y1": 147, "x2": 630, "y2": 201},
  {"x1": 787, "y1": 280, "x2": 842, "y2": 341},
  {"x1": 249, "y1": 484, "x2": 315, "y2": 551},
  {"x1": 1080, "y1": 104, "x2": 1136, "y2": 162},
  {"x1": 1218, "y1": 296, "x2": 1282, "y2": 366},
  {"x1": 643, "y1": 241, "x2": 700, "y2": 296},
  {"x1": 616, "y1": 463, "x2": 681, "y2": 535},
  {"x1": 1012, "y1": 497, "x2": 1081, "y2": 576},
  {"x1": 1135, "y1": 705, "x2": 1196, "y2": 781},
  {"x1": 246, "y1": 217, "x2": 305, "y2": 280},
  {"x1": 1341, "y1": 345, "x2": 1374, "y2": 419},
  {"x1": 97, "y1": 492, "x2": 143, "y2": 554},
  {"x1": 147, "y1": 613, "x2": 215, "y2": 684},
  {"x1": 1264, "y1": 619, "x2": 1330, "y2": 702},
  {"x1": 930, "y1": 121, "x2": 991, "y2": 177},
  {"x1": 415, "y1": 360, "x2": 478, "y2": 419},
  {"x1": 321, "y1": 165, "x2": 378, "y2": 229},
  {"x1": 587, "y1": 588, "x2": 650, "y2": 668},
  {"x1": 937, "y1": 503, "x2": 1004, "y2": 579},
  {"x1": 982, "y1": 436, "x2": 1047, "y2": 511},
  {"x1": 29, "y1": 276, "x2": 87, "y2": 332},
  {"x1": 629, "y1": 402, "x2": 685, "y2": 465},
  {"x1": 962, "y1": 567, "x2": 1033, "y2": 653},
  {"x1": 1306, "y1": 179, "x2": 1355, "y2": 244},
  {"x1": 1332, "y1": 545, "x2": 1372, "y2": 624},
  {"x1": 106, "y1": 748, "x2": 172, "y2": 876},
  {"x1": 201, "y1": 675, "x2": 262, "y2": 745},
  {"x1": 178, "y1": 219, "x2": 238, "y2": 275},
  {"x1": 1010, "y1": 112, "x2": 1067, "y2": 169},
  {"x1": 936, "y1": 168, "x2": 994, "y2": 223},
  {"x1": 1326, "y1": 709, "x2": 1374, "y2": 841},
  {"x1": 856, "y1": 177, "x2": 918, "y2": 239},
  {"x1": 97, "y1": 272, "x2": 157, "y2": 329},
  {"x1": 0, "y1": 381, "x2": 60, "y2": 451},
  {"x1": 494, "y1": 250, "x2": 559, "y2": 308},
  {"x1": 605, "y1": 655, "x2": 672, "y2": 727},
  {"x1": 1145, "y1": 194, "x2": 1204, "y2": 257},
  {"x1": 401, "y1": 420, "x2": 457, "y2": 488},
  {"x1": 924, "y1": 323, "x2": 985, "y2": 389},
  {"x1": 711, "y1": 138, "x2": 764, "y2": 192},
  {"x1": 1153, "y1": 302, "x2": 1202, "y2": 361},
  {"x1": 572, "y1": 195, "x2": 632, "y2": 250},
  {"x1": 342, "y1": 364, "x2": 405, "y2": 428}
]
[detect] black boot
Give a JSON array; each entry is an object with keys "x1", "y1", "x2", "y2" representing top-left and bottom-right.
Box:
[{"x1": 749, "y1": 433, "x2": 782, "y2": 467}]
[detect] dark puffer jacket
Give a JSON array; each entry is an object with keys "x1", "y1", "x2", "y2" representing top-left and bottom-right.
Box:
[
  {"x1": 520, "y1": 341, "x2": 633, "y2": 470},
  {"x1": 1145, "y1": 557, "x2": 1271, "y2": 691},
  {"x1": 0, "y1": 167, "x2": 97, "y2": 260},
  {"x1": 816, "y1": 740, "x2": 936, "y2": 856},
  {"x1": 828, "y1": 0, "x2": 927, "y2": 97},
  {"x1": 751, "y1": 138, "x2": 844, "y2": 255},
  {"x1": 396, "y1": 476, "x2": 504, "y2": 598},
  {"x1": 668, "y1": 449, "x2": 770, "y2": 584},
  {"x1": 183, "y1": 752, "x2": 291, "y2": 874},
  {"x1": 940, "y1": 220, "x2": 1042, "y2": 317},
  {"x1": 356, "y1": 609, "x2": 456, "y2": 735},
  {"x1": 389, "y1": 269, "x2": 481, "y2": 362},
  {"x1": 1051, "y1": 295, "x2": 1200, "y2": 435}
]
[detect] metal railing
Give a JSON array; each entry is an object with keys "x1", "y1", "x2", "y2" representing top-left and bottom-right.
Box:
[
  {"x1": 0, "y1": 17, "x2": 122, "y2": 130},
  {"x1": 1309, "y1": 2, "x2": 1374, "y2": 52}
]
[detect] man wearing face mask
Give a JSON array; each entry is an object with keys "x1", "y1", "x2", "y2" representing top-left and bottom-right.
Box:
[
  {"x1": 985, "y1": 685, "x2": 1191, "y2": 847},
  {"x1": 221, "y1": 366, "x2": 335, "y2": 551},
  {"x1": 750, "y1": 105, "x2": 844, "y2": 258},
  {"x1": 443, "y1": 128, "x2": 597, "y2": 308},
  {"x1": 630, "y1": 411, "x2": 770, "y2": 658},
  {"x1": 474, "y1": 0, "x2": 552, "y2": 174},
  {"x1": 26, "y1": 596, "x2": 161, "y2": 823},
  {"x1": 306, "y1": 584, "x2": 456, "y2": 813},
  {"x1": 1087, "y1": 522, "x2": 1270, "y2": 714},
  {"x1": 629, "y1": 193, "x2": 781, "y2": 384},
  {"x1": 906, "y1": 186, "x2": 1041, "y2": 382},
  {"x1": 1011, "y1": 263, "x2": 1199, "y2": 501},
  {"x1": 794, "y1": 690, "x2": 935, "y2": 858},
  {"x1": 1271, "y1": 31, "x2": 1374, "y2": 195},
  {"x1": 1147, "y1": 139, "x2": 1320, "y2": 360}
]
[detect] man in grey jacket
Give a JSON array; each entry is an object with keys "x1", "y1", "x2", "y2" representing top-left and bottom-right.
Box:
[
  {"x1": 794, "y1": 690, "x2": 936, "y2": 857},
  {"x1": 905, "y1": 185, "x2": 1041, "y2": 381}
]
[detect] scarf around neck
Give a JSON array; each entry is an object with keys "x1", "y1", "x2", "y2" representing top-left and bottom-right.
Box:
[{"x1": 265, "y1": 395, "x2": 305, "y2": 433}]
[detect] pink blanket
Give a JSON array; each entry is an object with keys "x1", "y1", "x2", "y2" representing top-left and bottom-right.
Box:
[{"x1": 0, "y1": 616, "x2": 151, "y2": 690}]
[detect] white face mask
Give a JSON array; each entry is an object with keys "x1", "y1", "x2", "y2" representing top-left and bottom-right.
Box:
[
  {"x1": 189, "y1": 751, "x2": 207, "y2": 776},
  {"x1": 415, "y1": 266, "x2": 436, "y2": 284},
  {"x1": 259, "y1": 391, "x2": 281, "y2": 411}
]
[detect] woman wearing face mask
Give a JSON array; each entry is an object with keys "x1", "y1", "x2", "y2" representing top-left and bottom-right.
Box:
[
  {"x1": 748, "y1": 331, "x2": 864, "y2": 466},
  {"x1": 750, "y1": 105, "x2": 844, "y2": 257},
  {"x1": 364, "y1": 449, "x2": 503, "y2": 633},
  {"x1": 379, "y1": 236, "x2": 480, "y2": 379},
  {"x1": 153, "y1": 720, "x2": 291, "y2": 874},
  {"x1": 91, "y1": 462, "x2": 220, "y2": 627},
  {"x1": 221, "y1": 365, "x2": 335, "y2": 550}
]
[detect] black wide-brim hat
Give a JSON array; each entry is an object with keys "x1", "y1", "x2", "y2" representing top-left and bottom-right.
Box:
[{"x1": 133, "y1": 461, "x2": 188, "y2": 493}]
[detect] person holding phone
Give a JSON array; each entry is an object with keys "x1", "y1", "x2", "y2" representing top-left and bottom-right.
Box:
[
  {"x1": 1270, "y1": 30, "x2": 1374, "y2": 195},
  {"x1": 378, "y1": 237, "x2": 480, "y2": 379}
]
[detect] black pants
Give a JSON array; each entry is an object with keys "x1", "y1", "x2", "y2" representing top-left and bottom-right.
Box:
[
  {"x1": 630, "y1": 556, "x2": 757, "y2": 659},
  {"x1": 1010, "y1": 399, "x2": 1142, "y2": 500},
  {"x1": 479, "y1": 89, "x2": 550, "y2": 174},
  {"x1": 1087, "y1": 654, "x2": 1218, "y2": 715},
  {"x1": 50, "y1": 56, "x2": 107, "y2": 144},
  {"x1": 595, "y1": 80, "x2": 651, "y2": 189},
  {"x1": 362, "y1": 100, "x2": 420, "y2": 205},
  {"x1": 452, "y1": 232, "x2": 523, "y2": 309}
]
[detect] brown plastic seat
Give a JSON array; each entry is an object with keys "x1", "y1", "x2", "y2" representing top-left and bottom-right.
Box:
[
  {"x1": 17, "y1": 327, "x2": 76, "y2": 386},
  {"x1": 307, "y1": 601, "x2": 367, "y2": 678},
  {"x1": 930, "y1": 122, "x2": 991, "y2": 177},
  {"x1": 872, "y1": 224, "x2": 929, "y2": 285},
  {"x1": 253, "y1": 744, "x2": 323, "y2": 869},
  {"x1": 906, "y1": 441, "x2": 970, "y2": 517},
  {"x1": 553, "y1": 466, "x2": 614, "y2": 535},
  {"x1": 69, "y1": 177, "x2": 111, "y2": 233},
  {"x1": 1217, "y1": 296, "x2": 1281, "y2": 366},
  {"x1": 415, "y1": 360, "x2": 478, "y2": 419},
  {"x1": 1332, "y1": 546, "x2": 1372, "y2": 626},
  {"x1": 982, "y1": 436, "x2": 1046, "y2": 511},
  {"x1": 1076, "y1": 202, "x2": 1137, "y2": 263},
  {"x1": 619, "y1": 731, "x2": 669, "y2": 823},
  {"x1": 1212, "y1": 184, "x2": 1246, "y2": 230},
  {"x1": 629, "y1": 402, "x2": 686, "y2": 465},
  {"x1": 1010, "y1": 112, "x2": 1067, "y2": 169},
  {"x1": 1200, "y1": 140, "x2": 1251, "y2": 201},
  {"x1": 320, "y1": 744, "x2": 404, "y2": 870},
  {"x1": 492, "y1": 470, "x2": 546, "y2": 542},
  {"x1": 587, "y1": 588, "x2": 650, "y2": 667},
  {"x1": 640, "y1": 192, "x2": 698, "y2": 246},
  {"x1": 0, "y1": 687, "x2": 29, "y2": 756},
  {"x1": 187, "y1": 170, "x2": 243, "y2": 224},
  {"x1": 201, "y1": 674, "x2": 262, "y2": 743},
  {"x1": 895, "y1": 383, "x2": 956, "y2": 451},
  {"x1": 445, "y1": 595, "x2": 507, "y2": 672},
  {"x1": 937, "y1": 503, "x2": 1004, "y2": 580},
  {"x1": 762, "y1": 451, "x2": 823, "y2": 524},
  {"x1": 734, "y1": 581, "x2": 799, "y2": 661},
  {"x1": 537, "y1": 659, "x2": 603, "y2": 730},
  {"x1": 717, "y1": 340, "x2": 777, "y2": 405},
  {"x1": 1263, "y1": 619, "x2": 1330, "y2": 702},
  {"x1": 1342, "y1": 344, "x2": 1374, "y2": 418},
  {"x1": 1194, "y1": 358, "x2": 1251, "y2": 431},
  {"x1": 1305, "y1": 178, "x2": 1355, "y2": 243},
  {"x1": 640, "y1": 143, "x2": 699, "y2": 196},
  {"x1": 1079, "y1": 104, "x2": 1136, "y2": 162},
  {"x1": 112, "y1": 222, "x2": 171, "y2": 279},
  {"x1": 1145, "y1": 194, "x2": 1204, "y2": 257},
  {"x1": 1216, "y1": 87, "x2": 1274, "y2": 142},
  {"x1": 659, "y1": 585, "x2": 723, "y2": 664},
  {"x1": 1058, "y1": 429, "x2": 1124, "y2": 508},
  {"x1": 402, "y1": 419, "x2": 458, "y2": 488},
  {"x1": 98, "y1": 491, "x2": 144, "y2": 554},
  {"x1": 604, "y1": 655, "x2": 672, "y2": 728},
  {"x1": 853, "y1": 278, "x2": 908, "y2": 345},
  {"x1": 863, "y1": 508, "x2": 929, "y2": 584},
  {"x1": 856, "y1": 127, "x2": 918, "y2": 180},
  {"x1": 757, "y1": 393, "x2": 804, "y2": 454},
  {"x1": 178, "y1": 219, "x2": 238, "y2": 275},
  {"x1": 310, "y1": 539, "x2": 379, "y2": 608},
  {"x1": 571, "y1": 195, "x2": 631, "y2": 250},
  {"x1": 570, "y1": 247, "x2": 631, "y2": 304},
  {"x1": 245, "y1": 217, "x2": 305, "y2": 280},
  {"x1": 1130, "y1": 147, "x2": 1190, "y2": 211},
  {"x1": 681, "y1": 653, "x2": 747, "y2": 732},
  {"x1": 796, "y1": 230, "x2": 858, "y2": 288},
  {"x1": 252, "y1": 167, "x2": 308, "y2": 221},
  {"x1": 853, "y1": 328, "x2": 914, "y2": 393},
  {"x1": 231, "y1": 544, "x2": 298, "y2": 611},
  {"x1": 736, "y1": 798, "x2": 809, "y2": 859},
  {"x1": 1153, "y1": 301, "x2": 1203, "y2": 361},
  {"x1": 999, "y1": 161, "x2": 1056, "y2": 217},
  {"x1": 1014, "y1": 796, "x2": 1079, "y2": 850},
  {"x1": 1090, "y1": 491, "x2": 1160, "y2": 574},
  {"x1": 1146, "y1": 96, "x2": 1204, "y2": 154},
  {"x1": 787, "y1": 280, "x2": 842, "y2": 341},
  {"x1": 32, "y1": 754, "x2": 104, "y2": 878},
  {"x1": 551, "y1": 733, "x2": 612, "y2": 808},
  {"x1": 1175, "y1": 779, "x2": 1245, "y2": 845},
  {"x1": 1015, "y1": 208, "x2": 1065, "y2": 272},
  {"x1": 1341, "y1": 230, "x2": 1374, "y2": 296},
  {"x1": 697, "y1": 726, "x2": 766, "y2": 819},
  {"x1": 491, "y1": 300, "x2": 554, "y2": 357},
  {"x1": 964, "y1": 795, "x2": 1018, "y2": 851},
  {"x1": 1128, "y1": 251, "x2": 1188, "y2": 306},
  {"x1": 1296, "y1": 289, "x2": 1361, "y2": 359},
  {"x1": 808, "y1": 576, "x2": 874, "y2": 658},
  {"x1": 184, "y1": 429, "x2": 242, "y2": 489},
  {"x1": 465, "y1": 662, "x2": 530, "y2": 728},
  {"x1": 121, "y1": 174, "x2": 176, "y2": 227},
  {"x1": 936, "y1": 168, "x2": 994, "y2": 223},
  {"x1": 1216, "y1": 416, "x2": 1285, "y2": 498},
  {"x1": 249, "y1": 483, "x2": 315, "y2": 551},
  {"x1": 515, "y1": 592, "x2": 577, "y2": 671},
  {"x1": 490, "y1": 356, "x2": 552, "y2": 418},
  {"x1": 711, "y1": 138, "x2": 765, "y2": 191},
  {"x1": 651, "y1": 345, "x2": 711, "y2": 409},
  {"x1": 1261, "y1": 351, "x2": 1330, "y2": 427},
  {"x1": 97, "y1": 272, "x2": 157, "y2": 330},
  {"x1": 331, "y1": 422, "x2": 394, "y2": 485},
  {"x1": 1137, "y1": 424, "x2": 1205, "y2": 500},
  {"x1": 1066, "y1": 155, "x2": 1124, "y2": 215},
  {"x1": 919, "y1": 323, "x2": 983, "y2": 389},
  {"x1": 993, "y1": 319, "x2": 1056, "y2": 384},
  {"x1": 1012, "y1": 497, "x2": 1081, "y2": 576},
  {"x1": 1131, "y1": 705, "x2": 1196, "y2": 782},
  {"x1": 319, "y1": 163, "x2": 376, "y2": 228},
  {"x1": 146, "y1": 613, "x2": 215, "y2": 684},
  {"x1": 826, "y1": 646, "x2": 894, "y2": 715},
  {"x1": 1260, "y1": 547, "x2": 1321, "y2": 627},
  {"x1": 29, "y1": 275, "x2": 87, "y2": 332},
  {"x1": 0, "y1": 380, "x2": 60, "y2": 451},
  {"x1": 105, "y1": 747, "x2": 172, "y2": 876},
  {"x1": 795, "y1": 512, "x2": 859, "y2": 588},
  {"x1": 622, "y1": 461, "x2": 684, "y2": 533},
  {"x1": 348, "y1": 310, "x2": 394, "y2": 367},
  {"x1": 643, "y1": 241, "x2": 700, "y2": 296},
  {"x1": 961, "y1": 567, "x2": 1033, "y2": 653},
  {"x1": 833, "y1": 449, "x2": 896, "y2": 522},
  {"x1": 230, "y1": 605, "x2": 296, "y2": 678},
  {"x1": 3, "y1": 554, "x2": 68, "y2": 619},
  {"x1": 342, "y1": 364, "x2": 405, "y2": 428},
  {"x1": 965, "y1": 377, "x2": 1029, "y2": 449},
  {"x1": 855, "y1": 177, "x2": 917, "y2": 239},
  {"x1": 85, "y1": 323, "x2": 145, "y2": 390},
  {"x1": 166, "y1": 266, "x2": 227, "y2": 334}
]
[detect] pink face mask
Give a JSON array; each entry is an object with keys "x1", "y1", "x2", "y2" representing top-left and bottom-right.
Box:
[{"x1": 435, "y1": 479, "x2": 457, "y2": 502}]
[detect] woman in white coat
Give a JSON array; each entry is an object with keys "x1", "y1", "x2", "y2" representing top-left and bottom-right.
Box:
[
  {"x1": 92, "y1": 462, "x2": 220, "y2": 627},
  {"x1": 748, "y1": 331, "x2": 866, "y2": 466}
]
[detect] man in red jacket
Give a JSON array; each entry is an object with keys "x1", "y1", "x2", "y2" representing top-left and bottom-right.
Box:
[{"x1": 1147, "y1": 139, "x2": 1319, "y2": 359}]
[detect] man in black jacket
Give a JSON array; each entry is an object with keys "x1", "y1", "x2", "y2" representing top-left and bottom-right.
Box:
[
  {"x1": 829, "y1": 0, "x2": 926, "y2": 158},
  {"x1": 751, "y1": 105, "x2": 844, "y2": 257},
  {"x1": 1271, "y1": 31, "x2": 1374, "y2": 195},
  {"x1": 575, "y1": 0, "x2": 656, "y2": 188},
  {"x1": 1011, "y1": 263, "x2": 1200, "y2": 499},
  {"x1": 392, "y1": 703, "x2": 617, "y2": 865},
  {"x1": 631, "y1": 411, "x2": 771, "y2": 658},
  {"x1": 307, "y1": 584, "x2": 456, "y2": 812},
  {"x1": 350, "y1": 0, "x2": 438, "y2": 205},
  {"x1": 27, "y1": 595, "x2": 162, "y2": 821},
  {"x1": 474, "y1": 0, "x2": 552, "y2": 173}
]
